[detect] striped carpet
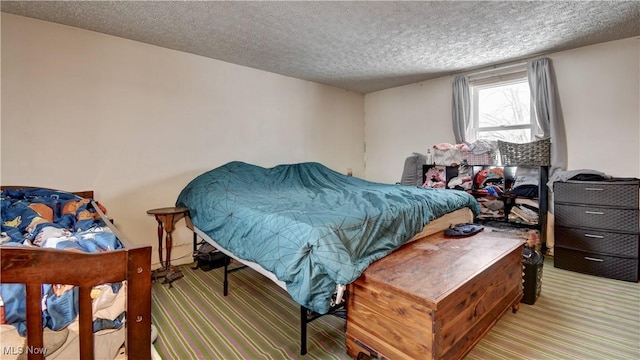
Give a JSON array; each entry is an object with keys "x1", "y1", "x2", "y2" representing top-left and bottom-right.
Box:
[{"x1": 151, "y1": 258, "x2": 640, "y2": 360}]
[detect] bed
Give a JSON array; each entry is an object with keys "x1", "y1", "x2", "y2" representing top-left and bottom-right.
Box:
[
  {"x1": 176, "y1": 161, "x2": 481, "y2": 354},
  {"x1": 0, "y1": 187, "x2": 152, "y2": 360}
]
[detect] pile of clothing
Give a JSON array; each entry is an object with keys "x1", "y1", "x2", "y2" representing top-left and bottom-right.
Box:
[
  {"x1": 446, "y1": 162, "x2": 474, "y2": 191},
  {"x1": 422, "y1": 166, "x2": 447, "y2": 188},
  {"x1": 473, "y1": 166, "x2": 541, "y2": 224},
  {"x1": 431, "y1": 140, "x2": 498, "y2": 166},
  {"x1": 474, "y1": 167, "x2": 507, "y2": 220}
]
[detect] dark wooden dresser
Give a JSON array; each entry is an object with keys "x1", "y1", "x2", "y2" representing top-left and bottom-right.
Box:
[{"x1": 554, "y1": 179, "x2": 640, "y2": 282}]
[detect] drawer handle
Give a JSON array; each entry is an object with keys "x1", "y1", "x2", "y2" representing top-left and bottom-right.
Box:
[
  {"x1": 584, "y1": 256, "x2": 604, "y2": 262},
  {"x1": 585, "y1": 211, "x2": 605, "y2": 215},
  {"x1": 584, "y1": 233, "x2": 604, "y2": 239},
  {"x1": 584, "y1": 188, "x2": 604, "y2": 191}
]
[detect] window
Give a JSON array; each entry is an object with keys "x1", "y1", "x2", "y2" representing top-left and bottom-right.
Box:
[{"x1": 470, "y1": 70, "x2": 539, "y2": 143}]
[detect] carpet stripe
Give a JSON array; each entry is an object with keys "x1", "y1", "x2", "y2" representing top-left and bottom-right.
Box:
[
  {"x1": 151, "y1": 257, "x2": 639, "y2": 360},
  {"x1": 160, "y1": 283, "x2": 248, "y2": 359},
  {"x1": 165, "y1": 274, "x2": 289, "y2": 359},
  {"x1": 153, "y1": 283, "x2": 235, "y2": 359},
  {"x1": 223, "y1": 268, "x2": 346, "y2": 355},
  {"x1": 201, "y1": 266, "x2": 346, "y2": 358},
  {"x1": 187, "y1": 269, "x2": 314, "y2": 358},
  {"x1": 153, "y1": 264, "x2": 347, "y2": 359},
  {"x1": 181, "y1": 269, "x2": 297, "y2": 359},
  {"x1": 152, "y1": 289, "x2": 211, "y2": 359},
  {"x1": 466, "y1": 258, "x2": 640, "y2": 360}
]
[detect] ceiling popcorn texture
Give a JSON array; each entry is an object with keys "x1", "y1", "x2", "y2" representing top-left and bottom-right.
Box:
[{"x1": 2, "y1": 1, "x2": 639, "y2": 94}]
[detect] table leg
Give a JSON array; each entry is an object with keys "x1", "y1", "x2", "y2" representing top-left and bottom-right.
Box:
[
  {"x1": 156, "y1": 220, "x2": 164, "y2": 270},
  {"x1": 149, "y1": 211, "x2": 186, "y2": 286},
  {"x1": 162, "y1": 212, "x2": 178, "y2": 271},
  {"x1": 165, "y1": 230, "x2": 173, "y2": 271},
  {"x1": 163, "y1": 219, "x2": 183, "y2": 285}
]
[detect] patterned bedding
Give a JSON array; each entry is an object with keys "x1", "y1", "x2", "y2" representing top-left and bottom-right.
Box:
[
  {"x1": 0, "y1": 188, "x2": 125, "y2": 337},
  {"x1": 177, "y1": 161, "x2": 481, "y2": 314}
]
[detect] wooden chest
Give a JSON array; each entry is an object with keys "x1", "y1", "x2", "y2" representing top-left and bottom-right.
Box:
[{"x1": 346, "y1": 231, "x2": 524, "y2": 360}]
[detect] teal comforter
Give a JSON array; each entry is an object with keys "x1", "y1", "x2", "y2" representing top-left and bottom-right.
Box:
[{"x1": 176, "y1": 161, "x2": 480, "y2": 314}]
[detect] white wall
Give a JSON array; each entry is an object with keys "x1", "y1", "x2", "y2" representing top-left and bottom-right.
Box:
[
  {"x1": 1, "y1": 14, "x2": 365, "y2": 267},
  {"x1": 364, "y1": 76, "x2": 455, "y2": 183},
  {"x1": 364, "y1": 37, "x2": 640, "y2": 184},
  {"x1": 552, "y1": 38, "x2": 639, "y2": 176}
]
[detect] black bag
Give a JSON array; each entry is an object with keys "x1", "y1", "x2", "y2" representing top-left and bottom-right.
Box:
[
  {"x1": 193, "y1": 243, "x2": 230, "y2": 271},
  {"x1": 444, "y1": 223, "x2": 484, "y2": 237}
]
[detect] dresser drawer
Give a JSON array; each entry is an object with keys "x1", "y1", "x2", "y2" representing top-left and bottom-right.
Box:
[
  {"x1": 555, "y1": 226, "x2": 639, "y2": 257},
  {"x1": 554, "y1": 247, "x2": 639, "y2": 282},
  {"x1": 555, "y1": 204, "x2": 639, "y2": 232},
  {"x1": 554, "y1": 181, "x2": 639, "y2": 208}
]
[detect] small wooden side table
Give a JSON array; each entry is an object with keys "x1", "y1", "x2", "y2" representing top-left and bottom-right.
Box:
[{"x1": 147, "y1": 206, "x2": 189, "y2": 285}]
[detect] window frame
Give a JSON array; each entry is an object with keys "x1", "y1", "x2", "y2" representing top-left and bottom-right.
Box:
[{"x1": 469, "y1": 70, "x2": 539, "y2": 143}]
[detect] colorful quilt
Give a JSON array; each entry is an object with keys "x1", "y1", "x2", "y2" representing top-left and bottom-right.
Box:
[
  {"x1": 0, "y1": 188, "x2": 124, "y2": 336},
  {"x1": 177, "y1": 161, "x2": 481, "y2": 314}
]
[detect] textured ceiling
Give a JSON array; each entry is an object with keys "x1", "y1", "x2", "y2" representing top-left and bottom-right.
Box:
[{"x1": 2, "y1": 1, "x2": 639, "y2": 94}]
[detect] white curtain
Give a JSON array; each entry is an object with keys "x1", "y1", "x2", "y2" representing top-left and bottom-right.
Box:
[
  {"x1": 528, "y1": 56, "x2": 568, "y2": 242},
  {"x1": 527, "y1": 58, "x2": 567, "y2": 176},
  {"x1": 452, "y1": 75, "x2": 470, "y2": 144}
]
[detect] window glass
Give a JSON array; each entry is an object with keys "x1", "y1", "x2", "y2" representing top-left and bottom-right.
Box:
[
  {"x1": 470, "y1": 70, "x2": 537, "y2": 143},
  {"x1": 480, "y1": 128, "x2": 530, "y2": 141}
]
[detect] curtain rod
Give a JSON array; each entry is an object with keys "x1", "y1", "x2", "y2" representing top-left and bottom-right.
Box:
[{"x1": 465, "y1": 61, "x2": 528, "y2": 78}]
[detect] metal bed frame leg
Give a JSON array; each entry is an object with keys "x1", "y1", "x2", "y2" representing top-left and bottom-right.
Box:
[
  {"x1": 198, "y1": 235, "x2": 334, "y2": 356},
  {"x1": 192, "y1": 231, "x2": 200, "y2": 270},
  {"x1": 301, "y1": 306, "x2": 308, "y2": 355},
  {"x1": 193, "y1": 231, "x2": 198, "y2": 255},
  {"x1": 193, "y1": 230, "x2": 236, "y2": 297},
  {"x1": 221, "y1": 257, "x2": 246, "y2": 297},
  {"x1": 299, "y1": 300, "x2": 347, "y2": 355},
  {"x1": 223, "y1": 260, "x2": 230, "y2": 296}
]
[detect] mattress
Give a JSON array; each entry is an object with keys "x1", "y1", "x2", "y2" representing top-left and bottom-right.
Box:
[{"x1": 409, "y1": 207, "x2": 474, "y2": 240}]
